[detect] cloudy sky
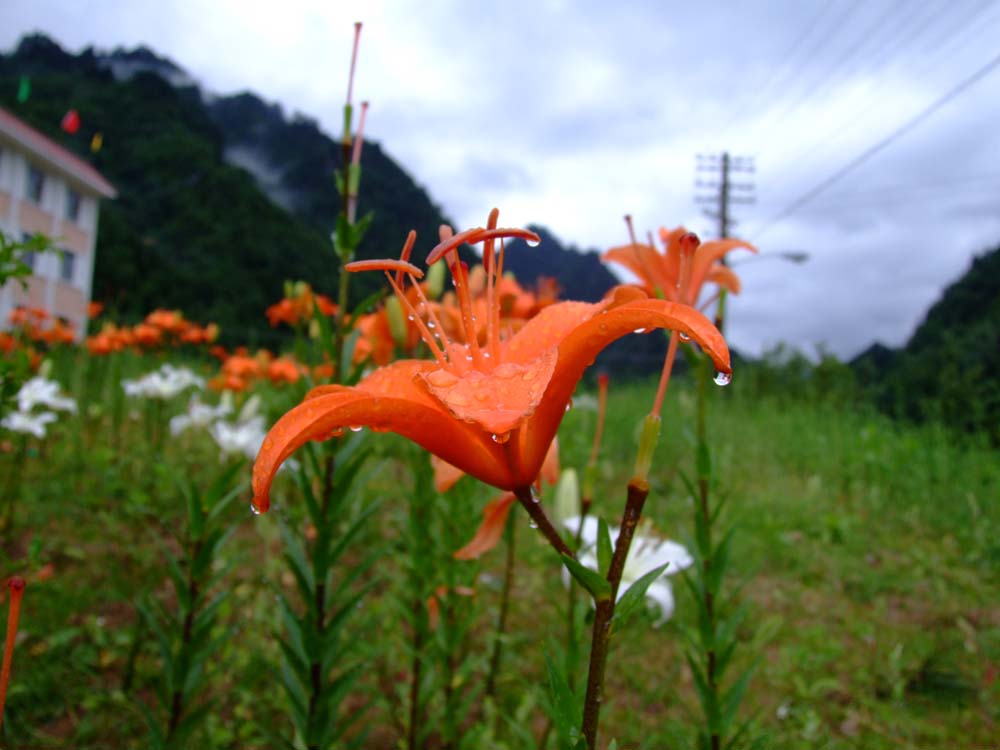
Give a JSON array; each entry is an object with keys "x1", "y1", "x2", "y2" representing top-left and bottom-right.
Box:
[{"x1": 4, "y1": 0, "x2": 1000, "y2": 359}]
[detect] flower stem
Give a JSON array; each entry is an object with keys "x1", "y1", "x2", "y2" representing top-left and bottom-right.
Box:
[
  {"x1": 694, "y1": 353, "x2": 721, "y2": 750},
  {"x1": 513, "y1": 486, "x2": 573, "y2": 558},
  {"x1": 580, "y1": 478, "x2": 650, "y2": 750},
  {"x1": 0, "y1": 577, "x2": 26, "y2": 730},
  {"x1": 485, "y1": 510, "x2": 516, "y2": 703},
  {"x1": 166, "y1": 539, "x2": 202, "y2": 741}
]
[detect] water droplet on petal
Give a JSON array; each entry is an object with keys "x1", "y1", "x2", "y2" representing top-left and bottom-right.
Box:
[
  {"x1": 679, "y1": 331, "x2": 691, "y2": 342},
  {"x1": 427, "y1": 321, "x2": 436, "y2": 329},
  {"x1": 528, "y1": 519, "x2": 539, "y2": 528},
  {"x1": 713, "y1": 371, "x2": 732, "y2": 387},
  {"x1": 633, "y1": 327, "x2": 647, "y2": 334},
  {"x1": 491, "y1": 432, "x2": 511, "y2": 444},
  {"x1": 526, "y1": 237, "x2": 540, "y2": 248},
  {"x1": 249, "y1": 502, "x2": 262, "y2": 516},
  {"x1": 407, "y1": 314, "x2": 415, "y2": 321},
  {"x1": 349, "y1": 425, "x2": 364, "y2": 432}
]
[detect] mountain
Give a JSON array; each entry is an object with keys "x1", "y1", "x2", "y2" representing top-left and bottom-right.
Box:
[
  {"x1": 856, "y1": 243, "x2": 1000, "y2": 443},
  {"x1": 0, "y1": 33, "x2": 689, "y2": 374},
  {"x1": 0, "y1": 34, "x2": 453, "y2": 345},
  {"x1": 502, "y1": 225, "x2": 619, "y2": 303}
]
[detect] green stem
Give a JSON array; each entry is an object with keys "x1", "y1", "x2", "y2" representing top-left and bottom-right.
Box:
[
  {"x1": 695, "y1": 357, "x2": 721, "y2": 750},
  {"x1": 486, "y1": 511, "x2": 516, "y2": 702},
  {"x1": 1, "y1": 436, "x2": 27, "y2": 539},
  {"x1": 166, "y1": 539, "x2": 202, "y2": 742},
  {"x1": 580, "y1": 479, "x2": 650, "y2": 750}
]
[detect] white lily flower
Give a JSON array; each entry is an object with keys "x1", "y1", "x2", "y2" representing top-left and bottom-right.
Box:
[
  {"x1": 169, "y1": 395, "x2": 232, "y2": 436},
  {"x1": 16, "y1": 376, "x2": 77, "y2": 414},
  {"x1": 563, "y1": 515, "x2": 693, "y2": 625},
  {"x1": 122, "y1": 364, "x2": 205, "y2": 399},
  {"x1": 1, "y1": 410, "x2": 58, "y2": 439},
  {"x1": 209, "y1": 414, "x2": 267, "y2": 459}
]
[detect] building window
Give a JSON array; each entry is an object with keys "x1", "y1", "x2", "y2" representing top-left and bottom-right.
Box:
[
  {"x1": 66, "y1": 188, "x2": 82, "y2": 222},
  {"x1": 60, "y1": 249, "x2": 76, "y2": 283},
  {"x1": 27, "y1": 165, "x2": 45, "y2": 203},
  {"x1": 20, "y1": 233, "x2": 36, "y2": 272}
]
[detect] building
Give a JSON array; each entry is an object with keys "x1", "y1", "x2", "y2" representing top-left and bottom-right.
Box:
[{"x1": 0, "y1": 106, "x2": 116, "y2": 340}]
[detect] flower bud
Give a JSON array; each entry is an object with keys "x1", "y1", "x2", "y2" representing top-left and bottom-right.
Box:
[
  {"x1": 385, "y1": 296, "x2": 408, "y2": 347},
  {"x1": 633, "y1": 414, "x2": 661, "y2": 483}
]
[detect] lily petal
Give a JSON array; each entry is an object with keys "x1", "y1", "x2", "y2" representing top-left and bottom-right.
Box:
[
  {"x1": 252, "y1": 362, "x2": 513, "y2": 512},
  {"x1": 602, "y1": 244, "x2": 674, "y2": 298},
  {"x1": 510, "y1": 299, "x2": 731, "y2": 481},
  {"x1": 688, "y1": 239, "x2": 756, "y2": 300},
  {"x1": 420, "y1": 349, "x2": 557, "y2": 435},
  {"x1": 453, "y1": 492, "x2": 517, "y2": 560},
  {"x1": 706, "y1": 265, "x2": 742, "y2": 295}
]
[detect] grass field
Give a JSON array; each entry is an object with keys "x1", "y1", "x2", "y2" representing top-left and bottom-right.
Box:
[{"x1": 1, "y1": 348, "x2": 998, "y2": 749}]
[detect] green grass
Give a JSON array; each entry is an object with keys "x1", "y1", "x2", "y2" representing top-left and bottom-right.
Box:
[{"x1": 1, "y1": 350, "x2": 998, "y2": 749}]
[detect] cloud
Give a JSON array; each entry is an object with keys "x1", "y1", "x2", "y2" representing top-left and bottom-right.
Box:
[{"x1": 3, "y1": 0, "x2": 1000, "y2": 360}]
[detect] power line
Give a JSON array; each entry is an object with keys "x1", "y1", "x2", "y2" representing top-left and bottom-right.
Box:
[
  {"x1": 749, "y1": 48, "x2": 1000, "y2": 239},
  {"x1": 750, "y1": 0, "x2": 917, "y2": 155},
  {"x1": 759, "y1": 0, "x2": 999, "y2": 175},
  {"x1": 734, "y1": 0, "x2": 867, "y2": 150},
  {"x1": 721, "y1": 3, "x2": 840, "y2": 137}
]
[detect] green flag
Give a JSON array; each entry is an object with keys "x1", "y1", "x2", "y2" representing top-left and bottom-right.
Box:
[{"x1": 16, "y1": 75, "x2": 30, "y2": 103}]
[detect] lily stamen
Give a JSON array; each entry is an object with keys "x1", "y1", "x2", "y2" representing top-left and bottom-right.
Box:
[{"x1": 381, "y1": 272, "x2": 449, "y2": 367}]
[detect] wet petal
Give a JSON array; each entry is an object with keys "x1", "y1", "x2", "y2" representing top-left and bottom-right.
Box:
[
  {"x1": 252, "y1": 363, "x2": 513, "y2": 512},
  {"x1": 453, "y1": 492, "x2": 517, "y2": 560},
  {"x1": 510, "y1": 299, "x2": 731, "y2": 482},
  {"x1": 539, "y1": 438, "x2": 560, "y2": 487},
  {"x1": 420, "y1": 349, "x2": 557, "y2": 435}
]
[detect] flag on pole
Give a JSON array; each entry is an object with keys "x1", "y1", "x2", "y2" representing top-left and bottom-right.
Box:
[{"x1": 61, "y1": 109, "x2": 81, "y2": 134}]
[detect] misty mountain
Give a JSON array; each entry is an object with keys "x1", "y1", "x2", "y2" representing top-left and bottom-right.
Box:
[{"x1": 855, "y1": 243, "x2": 1000, "y2": 443}]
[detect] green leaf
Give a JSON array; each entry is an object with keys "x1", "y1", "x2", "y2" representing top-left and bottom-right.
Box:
[
  {"x1": 706, "y1": 526, "x2": 736, "y2": 597},
  {"x1": 561, "y1": 554, "x2": 611, "y2": 602},
  {"x1": 185, "y1": 484, "x2": 205, "y2": 539},
  {"x1": 278, "y1": 519, "x2": 316, "y2": 602},
  {"x1": 696, "y1": 440, "x2": 712, "y2": 480},
  {"x1": 543, "y1": 649, "x2": 580, "y2": 746},
  {"x1": 720, "y1": 665, "x2": 755, "y2": 735},
  {"x1": 612, "y1": 562, "x2": 670, "y2": 630},
  {"x1": 135, "y1": 699, "x2": 167, "y2": 750},
  {"x1": 596, "y1": 518, "x2": 613, "y2": 577},
  {"x1": 686, "y1": 652, "x2": 719, "y2": 731}
]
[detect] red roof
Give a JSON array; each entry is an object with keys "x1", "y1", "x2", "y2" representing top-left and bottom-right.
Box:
[{"x1": 0, "y1": 106, "x2": 116, "y2": 199}]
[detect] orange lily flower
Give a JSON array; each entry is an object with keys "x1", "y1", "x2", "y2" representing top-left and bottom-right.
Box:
[
  {"x1": 603, "y1": 225, "x2": 756, "y2": 309},
  {"x1": 252, "y1": 211, "x2": 731, "y2": 514},
  {"x1": 268, "y1": 356, "x2": 304, "y2": 385},
  {"x1": 266, "y1": 283, "x2": 337, "y2": 328}
]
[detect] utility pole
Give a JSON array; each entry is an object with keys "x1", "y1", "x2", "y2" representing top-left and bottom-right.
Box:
[
  {"x1": 694, "y1": 152, "x2": 755, "y2": 239},
  {"x1": 694, "y1": 152, "x2": 755, "y2": 330}
]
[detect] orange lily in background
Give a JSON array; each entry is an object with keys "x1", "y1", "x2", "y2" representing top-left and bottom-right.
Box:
[
  {"x1": 252, "y1": 210, "x2": 731, "y2": 514},
  {"x1": 603, "y1": 224, "x2": 756, "y2": 309},
  {"x1": 266, "y1": 282, "x2": 337, "y2": 328}
]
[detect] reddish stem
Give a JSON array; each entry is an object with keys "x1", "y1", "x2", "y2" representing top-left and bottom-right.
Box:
[{"x1": 1, "y1": 576, "x2": 26, "y2": 729}]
